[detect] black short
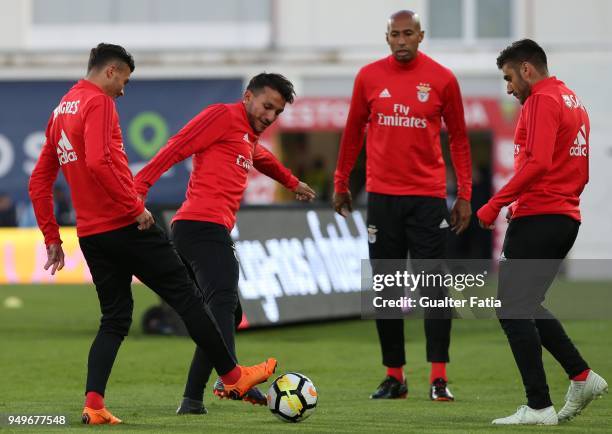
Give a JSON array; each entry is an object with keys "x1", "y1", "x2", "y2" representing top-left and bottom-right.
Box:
[
  {"x1": 367, "y1": 193, "x2": 450, "y2": 260},
  {"x1": 78, "y1": 222, "x2": 236, "y2": 373},
  {"x1": 171, "y1": 220, "x2": 240, "y2": 310},
  {"x1": 78, "y1": 223, "x2": 205, "y2": 324},
  {"x1": 497, "y1": 214, "x2": 580, "y2": 318},
  {"x1": 502, "y1": 214, "x2": 579, "y2": 260}
]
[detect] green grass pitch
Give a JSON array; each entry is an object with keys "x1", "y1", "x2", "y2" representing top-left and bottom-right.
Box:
[{"x1": 0, "y1": 284, "x2": 610, "y2": 433}]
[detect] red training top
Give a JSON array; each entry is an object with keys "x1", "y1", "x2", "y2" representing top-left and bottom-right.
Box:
[
  {"x1": 477, "y1": 77, "x2": 589, "y2": 225},
  {"x1": 29, "y1": 80, "x2": 144, "y2": 246},
  {"x1": 134, "y1": 102, "x2": 298, "y2": 230},
  {"x1": 334, "y1": 52, "x2": 472, "y2": 201}
]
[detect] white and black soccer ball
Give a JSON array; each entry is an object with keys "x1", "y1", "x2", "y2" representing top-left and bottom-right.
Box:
[{"x1": 267, "y1": 372, "x2": 317, "y2": 423}]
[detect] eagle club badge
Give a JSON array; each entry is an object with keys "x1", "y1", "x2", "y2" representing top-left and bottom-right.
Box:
[
  {"x1": 367, "y1": 225, "x2": 378, "y2": 244},
  {"x1": 416, "y1": 83, "x2": 431, "y2": 102}
]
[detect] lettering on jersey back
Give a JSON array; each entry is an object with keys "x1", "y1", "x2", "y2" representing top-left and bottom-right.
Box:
[
  {"x1": 53, "y1": 100, "x2": 80, "y2": 120},
  {"x1": 562, "y1": 94, "x2": 585, "y2": 111}
]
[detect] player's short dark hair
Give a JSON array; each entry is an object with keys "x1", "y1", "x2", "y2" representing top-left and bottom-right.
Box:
[
  {"x1": 496, "y1": 39, "x2": 548, "y2": 72},
  {"x1": 87, "y1": 43, "x2": 135, "y2": 73},
  {"x1": 246, "y1": 73, "x2": 296, "y2": 104}
]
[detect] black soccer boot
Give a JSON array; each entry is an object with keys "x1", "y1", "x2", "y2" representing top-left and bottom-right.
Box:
[
  {"x1": 430, "y1": 377, "x2": 455, "y2": 401},
  {"x1": 370, "y1": 376, "x2": 408, "y2": 399},
  {"x1": 176, "y1": 397, "x2": 208, "y2": 415}
]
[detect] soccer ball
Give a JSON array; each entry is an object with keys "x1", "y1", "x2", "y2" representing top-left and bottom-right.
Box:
[{"x1": 267, "y1": 372, "x2": 317, "y2": 423}]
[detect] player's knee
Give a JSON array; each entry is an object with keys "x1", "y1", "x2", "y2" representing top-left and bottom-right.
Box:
[
  {"x1": 207, "y1": 291, "x2": 238, "y2": 309},
  {"x1": 99, "y1": 316, "x2": 132, "y2": 337},
  {"x1": 100, "y1": 305, "x2": 133, "y2": 337}
]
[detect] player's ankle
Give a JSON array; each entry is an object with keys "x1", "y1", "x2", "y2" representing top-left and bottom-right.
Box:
[
  {"x1": 84, "y1": 391, "x2": 105, "y2": 410},
  {"x1": 220, "y1": 365, "x2": 241, "y2": 385},
  {"x1": 386, "y1": 366, "x2": 405, "y2": 382},
  {"x1": 430, "y1": 362, "x2": 447, "y2": 383}
]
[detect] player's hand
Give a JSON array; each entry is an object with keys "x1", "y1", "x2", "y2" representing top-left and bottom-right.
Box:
[
  {"x1": 450, "y1": 198, "x2": 472, "y2": 234},
  {"x1": 294, "y1": 182, "x2": 316, "y2": 202},
  {"x1": 478, "y1": 218, "x2": 495, "y2": 230},
  {"x1": 333, "y1": 191, "x2": 353, "y2": 217},
  {"x1": 135, "y1": 208, "x2": 155, "y2": 231},
  {"x1": 44, "y1": 243, "x2": 65, "y2": 275},
  {"x1": 505, "y1": 207, "x2": 513, "y2": 223}
]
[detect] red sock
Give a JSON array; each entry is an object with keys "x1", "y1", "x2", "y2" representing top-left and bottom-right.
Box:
[
  {"x1": 430, "y1": 362, "x2": 447, "y2": 383},
  {"x1": 220, "y1": 366, "x2": 242, "y2": 385},
  {"x1": 84, "y1": 391, "x2": 104, "y2": 410},
  {"x1": 386, "y1": 366, "x2": 404, "y2": 382},
  {"x1": 571, "y1": 369, "x2": 590, "y2": 381}
]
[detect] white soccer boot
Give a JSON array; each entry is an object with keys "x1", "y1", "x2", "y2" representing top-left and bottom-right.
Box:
[
  {"x1": 492, "y1": 405, "x2": 558, "y2": 425},
  {"x1": 558, "y1": 370, "x2": 608, "y2": 422}
]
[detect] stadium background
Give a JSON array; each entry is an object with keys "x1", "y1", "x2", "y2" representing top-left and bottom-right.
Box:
[
  {"x1": 1, "y1": 0, "x2": 611, "y2": 325},
  {"x1": 0, "y1": 1, "x2": 611, "y2": 431}
]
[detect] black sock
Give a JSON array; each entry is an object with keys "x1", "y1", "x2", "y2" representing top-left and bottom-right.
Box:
[{"x1": 85, "y1": 331, "x2": 124, "y2": 395}]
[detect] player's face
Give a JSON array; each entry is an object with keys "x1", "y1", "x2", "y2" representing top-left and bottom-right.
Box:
[
  {"x1": 501, "y1": 63, "x2": 531, "y2": 105},
  {"x1": 243, "y1": 87, "x2": 286, "y2": 134},
  {"x1": 106, "y1": 63, "x2": 131, "y2": 99},
  {"x1": 386, "y1": 16, "x2": 424, "y2": 63}
]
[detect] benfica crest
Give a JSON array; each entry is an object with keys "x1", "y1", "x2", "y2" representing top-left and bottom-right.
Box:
[
  {"x1": 416, "y1": 83, "x2": 431, "y2": 102},
  {"x1": 367, "y1": 225, "x2": 378, "y2": 244}
]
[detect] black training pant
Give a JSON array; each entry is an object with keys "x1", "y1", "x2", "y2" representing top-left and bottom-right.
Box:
[
  {"x1": 496, "y1": 214, "x2": 589, "y2": 409},
  {"x1": 171, "y1": 220, "x2": 241, "y2": 401},
  {"x1": 368, "y1": 193, "x2": 452, "y2": 367},
  {"x1": 78, "y1": 223, "x2": 235, "y2": 396}
]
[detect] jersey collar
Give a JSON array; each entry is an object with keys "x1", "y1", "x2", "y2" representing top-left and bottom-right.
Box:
[
  {"x1": 387, "y1": 51, "x2": 422, "y2": 72},
  {"x1": 531, "y1": 76, "x2": 560, "y2": 94},
  {"x1": 77, "y1": 79, "x2": 106, "y2": 95}
]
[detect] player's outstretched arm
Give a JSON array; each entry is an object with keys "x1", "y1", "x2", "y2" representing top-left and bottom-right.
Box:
[
  {"x1": 293, "y1": 181, "x2": 316, "y2": 202},
  {"x1": 134, "y1": 104, "x2": 230, "y2": 198}
]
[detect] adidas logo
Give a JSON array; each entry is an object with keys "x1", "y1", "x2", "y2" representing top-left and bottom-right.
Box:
[
  {"x1": 243, "y1": 133, "x2": 251, "y2": 144},
  {"x1": 439, "y1": 219, "x2": 449, "y2": 229},
  {"x1": 379, "y1": 88, "x2": 391, "y2": 98},
  {"x1": 57, "y1": 129, "x2": 78, "y2": 165},
  {"x1": 569, "y1": 124, "x2": 587, "y2": 156}
]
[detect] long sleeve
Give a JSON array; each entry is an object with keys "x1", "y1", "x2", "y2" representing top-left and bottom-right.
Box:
[
  {"x1": 334, "y1": 71, "x2": 369, "y2": 193},
  {"x1": 29, "y1": 116, "x2": 62, "y2": 246},
  {"x1": 442, "y1": 75, "x2": 472, "y2": 201},
  {"x1": 134, "y1": 104, "x2": 230, "y2": 196},
  {"x1": 253, "y1": 144, "x2": 299, "y2": 190},
  {"x1": 477, "y1": 94, "x2": 559, "y2": 225},
  {"x1": 83, "y1": 95, "x2": 144, "y2": 218}
]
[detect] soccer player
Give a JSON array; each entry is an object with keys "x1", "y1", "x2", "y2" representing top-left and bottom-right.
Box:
[
  {"x1": 134, "y1": 73, "x2": 315, "y2": 414},
  {"x1": 28, "y1": 43, "x2": 278, "y2": 425},
  {"x1": 477, "y1": 39, "x2": 608, "y2": 425},
  {"x1": 333, "y1": 10, "x2": 472, "y2": 401}
]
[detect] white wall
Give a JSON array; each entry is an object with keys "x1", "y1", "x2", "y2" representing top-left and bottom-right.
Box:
[
  {"x1": 548, "y1": 50, "x2": 612, "y2": 259},
  {"x1": 275, "y1": 0, "x2": 425, "y2": 49},
  {"x1": 533, "y1": 0, "x2": 612, "y2": 47},
  {"x1": 0, "y1": 0, "x2": 30, "y2": 49}
]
